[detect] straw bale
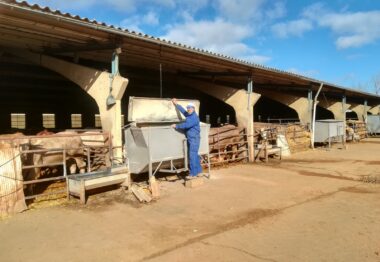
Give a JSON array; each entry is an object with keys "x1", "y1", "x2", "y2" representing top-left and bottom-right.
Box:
[{"x1": 0, "y1": 142, "x2": 27, "y2": 217}]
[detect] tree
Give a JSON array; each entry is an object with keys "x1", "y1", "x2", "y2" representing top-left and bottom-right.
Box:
[{"x1": 373, "y1": 73, "x2": 380, "y2": 95}]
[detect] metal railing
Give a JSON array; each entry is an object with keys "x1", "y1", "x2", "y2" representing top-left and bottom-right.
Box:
[
  {"x1": 21, "y1": 148, "x2": 112, "y2": 200},
  {"x1": 0, "y1": 132, "x2": 120, "y2": 201},
  {"x1": 266, "y1": 118, "x2": 300, "y2": 124},
  {"x1": 208, "y1": 127, "x2": 249, "y2": 166}
]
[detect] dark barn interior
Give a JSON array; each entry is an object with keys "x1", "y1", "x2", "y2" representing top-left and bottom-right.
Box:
[
  {"x1": 346, "y1": 111, "x2": 359, "y2": 120},
  {"x1": 316, "y1": 105, "x2": 335, "y2": 120},
  {"x1": 1, "y1": 50, "x2": 374, "y2": 135},
  {"x1": 0, "y1": 53, "x2": 239, "y2": 134},
  {"x1": 0, "y1": 54, "x2": 98, "y2": 134},
  {"x1": 254, "y1": 96, "x2": 298, "y2": 123}
]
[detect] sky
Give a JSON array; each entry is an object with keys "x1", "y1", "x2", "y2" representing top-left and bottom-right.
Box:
[{"x1": 28, "y1": 0, "x2": 380, "y2": 94}]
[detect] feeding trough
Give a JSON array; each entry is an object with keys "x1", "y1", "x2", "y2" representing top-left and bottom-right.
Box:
[{"x1": 124, "y1": 97, "x2": 211, "y2": 180}]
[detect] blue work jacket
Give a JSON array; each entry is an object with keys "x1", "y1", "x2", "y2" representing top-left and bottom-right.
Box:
[{"x1": 175, "y1": 104, "x2": 200, "y2": 138}]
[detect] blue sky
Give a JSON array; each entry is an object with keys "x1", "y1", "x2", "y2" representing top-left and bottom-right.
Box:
[{"x1": 29, "y1": 0, "x2": 380, "y2": 94}]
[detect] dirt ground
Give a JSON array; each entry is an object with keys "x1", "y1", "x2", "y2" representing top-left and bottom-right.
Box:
[{"x1": 1, "y1": 138, "x2": 380, "y2": 262}]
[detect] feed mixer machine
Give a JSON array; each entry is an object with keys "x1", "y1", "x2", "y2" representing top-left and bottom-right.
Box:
[{"x1": 124, "y1": 97, "x2": 211, "y2": 184}]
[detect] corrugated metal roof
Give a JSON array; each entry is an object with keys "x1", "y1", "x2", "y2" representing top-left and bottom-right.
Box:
[{"x1": 1, "y1": 0, "x2": 379, "y2": 100}]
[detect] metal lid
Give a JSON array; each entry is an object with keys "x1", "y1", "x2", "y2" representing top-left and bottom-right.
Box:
[
  {"x1": 128, "y1": 97, "x2": 200, "y2": 123},
  {"x1": 316, "y1": 119, "x2": 344, "y2": 123}
]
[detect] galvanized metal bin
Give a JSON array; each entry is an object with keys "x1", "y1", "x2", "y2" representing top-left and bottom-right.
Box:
[
  {"x1": 367, "y1": 115, "x2": 380, "y2": 134},
  {"x1": 125, "y1": 97, "x2": 210, "y2": 177},
  {"x1": 314, "y1": 120, "x2": 345, "y2": 146},
  {"x1": 125, "y1": 123, "x2": 210, "y2": 174}
]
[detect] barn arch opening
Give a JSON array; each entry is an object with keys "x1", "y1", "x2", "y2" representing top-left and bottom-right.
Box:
[
  {"x1": 346, "y1": 111, "x2": 358, "y2": 120},
  {"x1": 315, "y1": 105, "x2": 334, "y2": 120},
  {"x1": 254, "y1": 95, "x2": 299, "y2": 123},
  {"x1": 0, "y1": 53, "x2": 99, "y2": 135}
]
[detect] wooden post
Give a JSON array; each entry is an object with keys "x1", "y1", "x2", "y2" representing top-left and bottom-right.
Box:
[
  {"x1": 265, "y1": 141, "x2": 268, "y2": 163},
  {"x1": 79, "y1": 179, "x2": 86, "y2": 204},
  {"x1": 86, "y1": 148, "x2": 91, "y2": 173}
]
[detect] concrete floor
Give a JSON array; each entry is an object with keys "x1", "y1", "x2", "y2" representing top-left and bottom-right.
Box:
[{"x1": 0, "y1": 139, "x2": 379, "y2": 262}]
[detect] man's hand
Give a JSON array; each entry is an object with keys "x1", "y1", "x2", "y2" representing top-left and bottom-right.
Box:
[
  {"x1": 172, "y1": 98, "x2": 177, "y2": 105},
  {"x1": 171, "y1": 124, "x2": 176, "y2": 129}
]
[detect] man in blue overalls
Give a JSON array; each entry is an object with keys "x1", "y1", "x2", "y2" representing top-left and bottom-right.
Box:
[{"x1": 171, "y1": 98, "x2": 202, "y2": 178}]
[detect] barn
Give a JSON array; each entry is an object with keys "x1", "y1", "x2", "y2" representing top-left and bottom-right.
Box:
[{"x1": 1, "y1": 0, "x2": 380, "y2": 215}]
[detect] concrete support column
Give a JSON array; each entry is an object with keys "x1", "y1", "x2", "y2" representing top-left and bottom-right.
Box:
[
  {"x1": 369, "y1": 105, "x2": 380, "y2": 115},
  {"x1": 319, "y1": 100, "x2": 351, "y2": 121},
  {"x1": 308, "y1": 89, "x2": 313, "y2": 126},
  {"x1": 184, "y1": 79, "x2": 260, "y2": 162},
  {"x1": 350, "y1": 103, "x2": 371, "y2": 122},
  {"x1": 256, "y1": 90, "x2": 312, "y2": 126},
  {"x1": 226, "y1": 91, "x2": 260, "y2": 162},
  {"x1": 10, "y1": 50, "x2": 128, "y2": 160}
]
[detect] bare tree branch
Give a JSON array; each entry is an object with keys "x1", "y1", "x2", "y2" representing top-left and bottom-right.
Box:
[{"x1": 373, "y1": 72, "x2": 380, "y2": 95}]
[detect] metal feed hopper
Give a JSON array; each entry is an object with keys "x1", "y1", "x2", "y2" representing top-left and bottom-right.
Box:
[
  {"x1": 125, "y1": 97, "x2": 210, "y2": 179},
  {"x1": 367, "y1": 115, "x2": 380, "y2": 134},
  {"x1": 314, "y1": 119, "x2": 345, "y2": 148}
]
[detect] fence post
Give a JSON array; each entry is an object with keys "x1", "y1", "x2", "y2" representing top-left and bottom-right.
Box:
[
  {"x1": 86, "y1": 147, "x2": 91, "y2": 173},
  {"x1": 217, "y1": 128, "x2": 221, "y2": 161},
  {"x1": 108, "y1": 132, "x2": 113, "y2": 167},
  {"x1": 63, "y1": 148, "x2": 67, "y2": 176}
]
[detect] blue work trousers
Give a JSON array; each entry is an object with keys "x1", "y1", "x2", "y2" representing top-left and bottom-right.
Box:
[{"x1": 187, "y1": 135, "x2": 202, "y2": 176}]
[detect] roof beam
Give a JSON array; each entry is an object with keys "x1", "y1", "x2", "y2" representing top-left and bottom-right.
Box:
[
  {"x1": 43, "y1": 40, "x2": 122, "y2": 54},
  {"x1": 178, "y1": 70, "x2": 252, "y2": 77}
]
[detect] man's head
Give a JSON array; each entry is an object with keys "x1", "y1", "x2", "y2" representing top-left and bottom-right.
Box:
[{"x1": 186, "y1": 103, "x2": 195, "y2": 114}]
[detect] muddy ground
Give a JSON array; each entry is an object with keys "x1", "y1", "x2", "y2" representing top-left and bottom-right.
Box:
[{"x1": 0, "y1": 138, "x2": 380, "y2": 262}]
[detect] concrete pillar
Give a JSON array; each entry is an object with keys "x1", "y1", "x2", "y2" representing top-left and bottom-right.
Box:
[
  {"x1": 369, "y1": 105, "x2": 380, "y2": 115},
  {"x1": 9, "y1": 49, "x2": 128, "y2": 159},
  {"x1": 257, "y1": 90, "x2": 312, "y2": 126},
  {"x1": 209, "y1": 89, "x2": 261, "y2": 162},
  {"x1": 319, "y1": 100, "x2": 351, "y2": 121},
  {"x1": 180, "y1": 78, "x2": 260, "y2": 161},
  {"x1": 350, "y1": 104, "x2": 371, "y2": 122}
]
